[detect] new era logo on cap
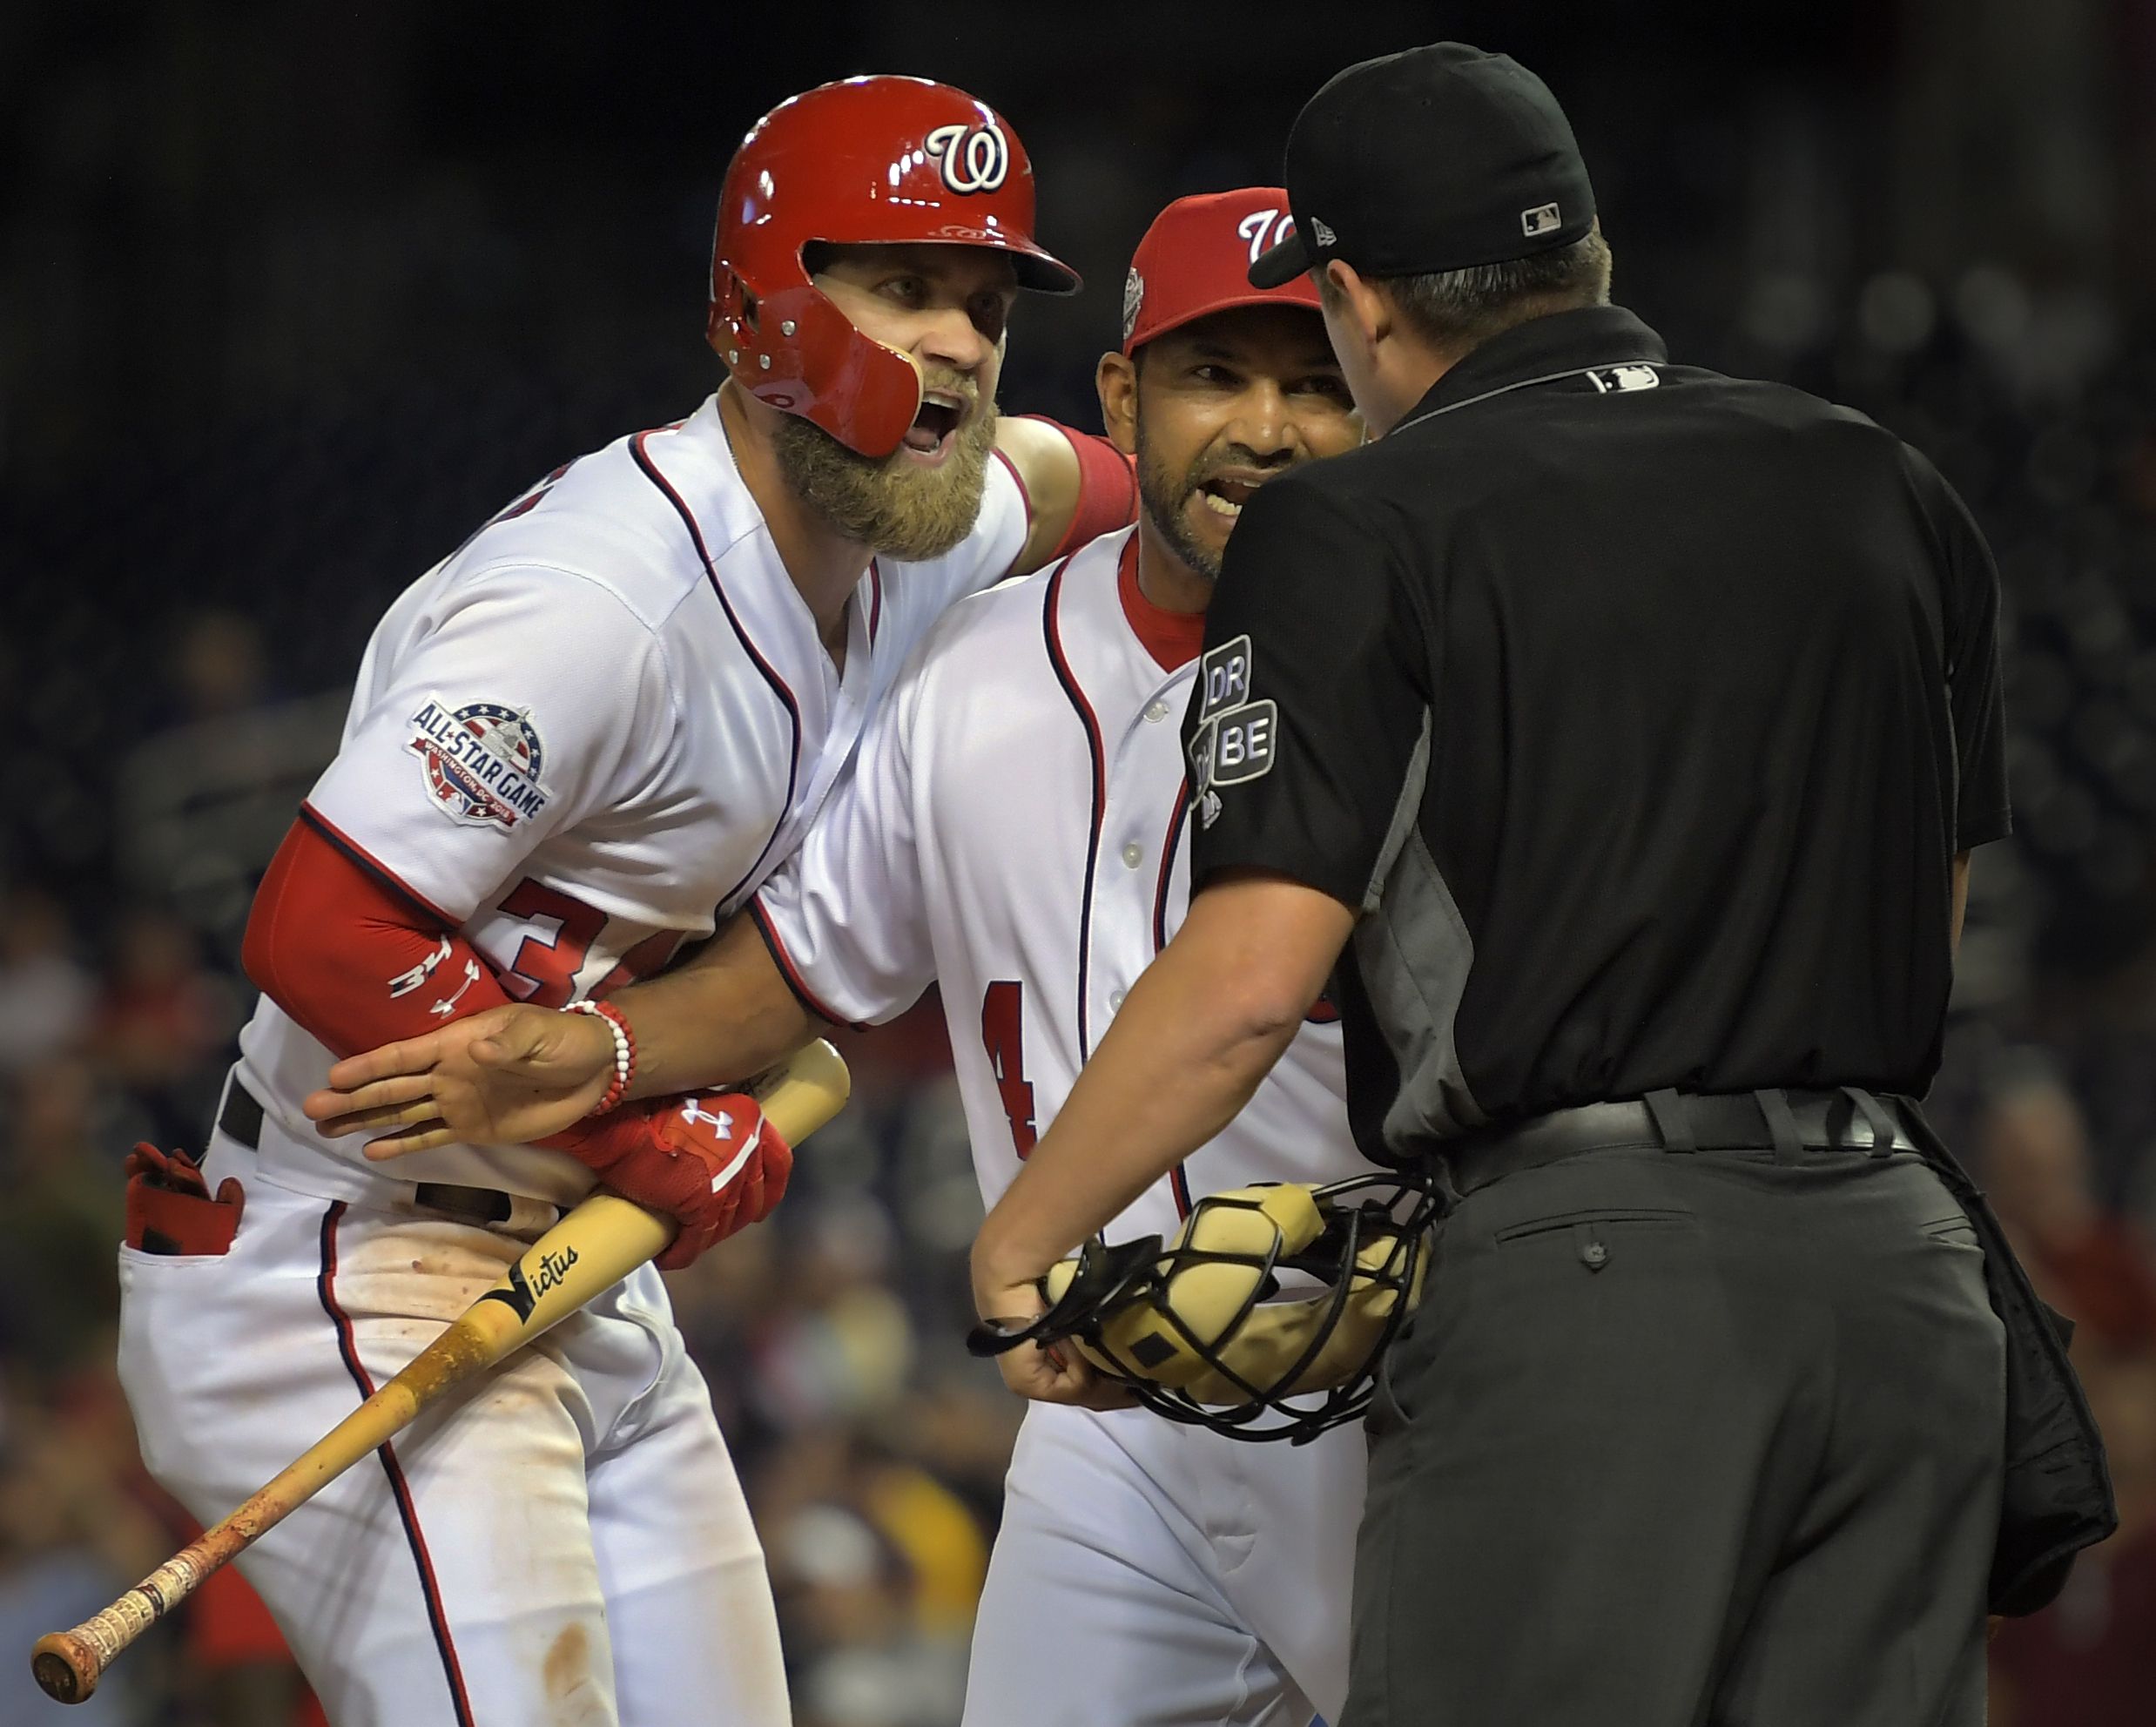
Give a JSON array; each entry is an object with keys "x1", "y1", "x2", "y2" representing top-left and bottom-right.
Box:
[
  {"x1": 1122, "y1": 267, "x2": 1145, "y2": 345},
  {"x1": 1309, "y1": 217, "x2": 1338, "y2": 248},
  {"x1": 1520, "y1": 201, "x2": 1561, "y2": 237}
]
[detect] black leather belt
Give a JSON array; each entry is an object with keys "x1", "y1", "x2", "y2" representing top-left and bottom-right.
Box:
[
  {"x1": 1434, "y1": 1086, "x2": 1920, "y2": 1203},
  {"x1": 217, "y1": 1073, "x2": 521, "y2": 1227},
  {"x1": 216, "y1": 1076, "x2": 266, "y2": 1151}
]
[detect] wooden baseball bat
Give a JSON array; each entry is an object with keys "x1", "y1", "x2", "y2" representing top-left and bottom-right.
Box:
[{"x1": 30, "y1": 1038, "x2": 850, "y2": 1706}]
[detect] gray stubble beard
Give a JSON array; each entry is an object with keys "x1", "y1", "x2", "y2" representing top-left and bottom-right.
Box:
[{"x1": 1135, "y1": 419, "x2": 1224, "y2": 584}]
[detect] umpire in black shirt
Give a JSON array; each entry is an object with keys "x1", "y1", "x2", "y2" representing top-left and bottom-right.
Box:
[{"x1": 973, "y1": 42, "x2": 2029, "y2": 1725}]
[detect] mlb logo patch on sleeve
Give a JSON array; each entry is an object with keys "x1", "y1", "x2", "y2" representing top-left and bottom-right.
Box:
[{"x1": 407, "y1": 695, "x2": 552, "y2": 829}]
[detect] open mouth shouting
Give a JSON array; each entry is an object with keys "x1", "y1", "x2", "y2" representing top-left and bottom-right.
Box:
[
  {"x1": 1196, "y1": 473, "x2": 1265, "y2": 523},
  {"x1": 900, "y1": 388, "x2": 972, "y2": 463},
  {"x1": 1190, "y1": 465, "x2": 1286, "y2": 531}
]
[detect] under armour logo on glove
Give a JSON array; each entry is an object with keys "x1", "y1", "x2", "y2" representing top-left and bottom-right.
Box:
[
  {"x1": 678, "y1": 1097, "x2": 765, "y2": 1194},
  {"x1": 679, "y1": 1098, "x2": 734, "y2": 1136},
  {"x1": 542, "y1": 1091, "x2": 793, "y2": 1269}
]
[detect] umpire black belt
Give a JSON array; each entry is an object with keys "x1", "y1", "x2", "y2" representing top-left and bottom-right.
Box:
[
  {"x1": 1433, "y1": 1086, "x2": 1918, "y2": 1203},
  {"x1": 218, "y1": 1073, "x2": 529, "y2": 1229}
]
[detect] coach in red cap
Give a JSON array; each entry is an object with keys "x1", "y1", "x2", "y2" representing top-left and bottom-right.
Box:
[{"x1": 1097, "y1": 188, "x2": 1356, "y2": 613}]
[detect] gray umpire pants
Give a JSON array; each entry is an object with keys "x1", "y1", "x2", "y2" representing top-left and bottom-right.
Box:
[{"x1": 1341, "y1": 1143, "x2": 2005, "y2": 1727}]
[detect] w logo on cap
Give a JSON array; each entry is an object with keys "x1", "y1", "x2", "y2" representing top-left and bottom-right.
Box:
[
  {"x1": 925, "y1": 120, "x2": 1010, "y2": 193},
  {"x1": 1236, "y1": 207, "x2": 1295, "y2": 266}
]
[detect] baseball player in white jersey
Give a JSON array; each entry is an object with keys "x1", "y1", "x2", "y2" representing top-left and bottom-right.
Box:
[
  {"x1": 307, "y1": 188, "x2": 1375, "y2": 1725},
  {"x1": 114, "y1": 77, "x2": 1142, "y2": 1727}
]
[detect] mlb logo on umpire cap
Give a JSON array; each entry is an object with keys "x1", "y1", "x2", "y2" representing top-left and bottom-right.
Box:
[{"x1": 1520, "y1": 200, "x2": 1561, "y2": 237}]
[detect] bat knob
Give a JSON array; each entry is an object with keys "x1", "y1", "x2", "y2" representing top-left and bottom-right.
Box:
[{"x1": 31, "y1": 1633, "x2": 100, "y2": 1704}]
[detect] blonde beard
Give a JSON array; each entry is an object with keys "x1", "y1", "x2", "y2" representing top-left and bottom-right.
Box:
[{"x1": 771, "y1": 403, "x2": 1000, "y2": 563}]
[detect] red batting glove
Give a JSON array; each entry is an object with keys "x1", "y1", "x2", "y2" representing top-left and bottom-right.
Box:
[{"x1": 543, "y1": 1094, "x2": 793, "y2": 1270}]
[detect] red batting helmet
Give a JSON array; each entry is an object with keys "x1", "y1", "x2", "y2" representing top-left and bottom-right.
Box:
[{"x1": 709, "y1": 76, "x2": 1081, "y2": 458}]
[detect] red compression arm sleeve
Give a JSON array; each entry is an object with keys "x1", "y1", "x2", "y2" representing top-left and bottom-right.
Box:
[
  {"x1": 242, "y1": 813, "x2": 516, "y2": 1059},
  {"x1": 1019, "y1": 416, "x2": 1139, "y2": 561},
  {"x1": 245, "y1": 813, "x2": 673, "y2": 1171}
]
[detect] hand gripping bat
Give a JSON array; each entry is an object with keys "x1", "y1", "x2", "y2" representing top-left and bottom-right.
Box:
[{"x1": 30, "y1": 1037, "x2": 851, "y2": 1705}]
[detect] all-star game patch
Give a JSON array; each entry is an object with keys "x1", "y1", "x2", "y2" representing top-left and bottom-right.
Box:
[{"x1": 407, "y1": 695, "x2": 551, "y2": 829}]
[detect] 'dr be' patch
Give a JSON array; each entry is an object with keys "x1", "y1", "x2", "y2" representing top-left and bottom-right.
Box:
[
  {"x1": 1189, "y1": 636, "x2": 1277, "y2": 826},
  {"x1": 1209, "y1": 699, "x2": 1277, "y2": 786},
  {"x1": 1196, "y1": 635, "x2": 1253, "y2": 724},
  {"x1": 407, "y1": 695, "x2": 551, "y2": 829}
]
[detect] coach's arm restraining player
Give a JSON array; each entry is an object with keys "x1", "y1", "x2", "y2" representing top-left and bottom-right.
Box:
[{"x1": 308, "y1": 191, "x2": 1394, "y2": 1727}]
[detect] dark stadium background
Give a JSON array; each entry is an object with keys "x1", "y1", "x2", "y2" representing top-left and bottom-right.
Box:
[{"x1": 3, "y1": 3, "x2": 2153, "y2": 1721}]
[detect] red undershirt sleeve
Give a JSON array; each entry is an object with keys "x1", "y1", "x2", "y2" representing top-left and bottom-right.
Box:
[
  {"x1": 243, "y1": 813, "x2": 667, "y2": 1168},
  {"x1": 1015, "y1": 416, "x2": 1140, "y2": 562},
  {"x1": 243, "y1": 813, "x2": 519, "y2": 1059}
]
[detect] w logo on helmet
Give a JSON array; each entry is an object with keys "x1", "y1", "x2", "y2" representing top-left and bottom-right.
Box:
[{"x1": 925, "y1": 120, "x2": 1010, "y2": 193}]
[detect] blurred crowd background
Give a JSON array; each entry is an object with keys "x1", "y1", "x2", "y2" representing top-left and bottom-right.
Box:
[{"x1": 4, "y1": 2, "x2": 2155, "y2": 1722}]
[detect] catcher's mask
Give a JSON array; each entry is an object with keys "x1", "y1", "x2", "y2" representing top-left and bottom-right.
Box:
[{"x1": 968, "y1": 1172, "x2": 1440, "y2": 1444}]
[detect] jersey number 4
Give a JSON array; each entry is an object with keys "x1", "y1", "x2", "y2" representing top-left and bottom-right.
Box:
[{"x1": 980, "y1": 980, "x2": 1038, "y2": 1157}]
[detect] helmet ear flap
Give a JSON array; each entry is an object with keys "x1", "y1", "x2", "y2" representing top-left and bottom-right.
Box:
[{"x1": 706, "y1": 267, "x2": 924, "y2": 458}]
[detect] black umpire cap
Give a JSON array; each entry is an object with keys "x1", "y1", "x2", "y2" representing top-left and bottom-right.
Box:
[{"x1": 1249, "y1": 43, "x2": 1596, "y2": 288}]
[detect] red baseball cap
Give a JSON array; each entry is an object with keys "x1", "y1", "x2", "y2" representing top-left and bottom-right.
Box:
[{"x1": 1121, "y1": 187, "x2": 1324, "y2": 355}]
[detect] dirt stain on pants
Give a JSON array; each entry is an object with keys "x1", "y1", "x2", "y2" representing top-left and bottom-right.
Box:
[{"x1": 543, "y1": 1622, "x2": 604, "y2": 1724}]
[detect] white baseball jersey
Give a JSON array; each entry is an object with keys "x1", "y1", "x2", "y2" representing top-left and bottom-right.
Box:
[
  {"x1": 755, "y1": 525, "x2": 1380, "y2": 1725},
  {"x1": 755, "y1": 525, "x2": 1359, "y2": 1237},
  {"x1": 238, "y1": 392, "x2": 1028, "y2": 1205},
  {"x1": 119, "y1": 395, "x2": 1033, "y2": 1727}
]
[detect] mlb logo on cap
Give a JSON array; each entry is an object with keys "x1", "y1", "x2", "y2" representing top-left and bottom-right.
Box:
[
  {"x1": 1121, "y1": 187, "x2": 1324, "y2": 356},
  {"x1": 1247, "y1": 43, "x2": 1597, "y2": 288}
]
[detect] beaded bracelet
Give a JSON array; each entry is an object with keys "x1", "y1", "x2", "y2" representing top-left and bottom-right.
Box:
[{"x1": 565, "y1": 1000, "x2": 637, "y2": 1116}]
